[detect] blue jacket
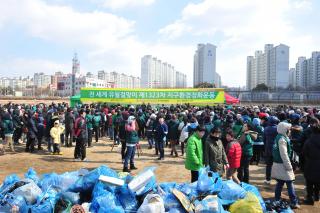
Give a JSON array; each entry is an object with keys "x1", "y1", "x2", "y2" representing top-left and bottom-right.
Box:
[
  {"x1": 263, "y1": 124, "x2": 278, "y2": 156},
  {"x1": 27, "y1": 118, "x2": 38, "y2": 139},
  {"x1": 155, "y1": 123, "x2": 168, "y2": 142}
]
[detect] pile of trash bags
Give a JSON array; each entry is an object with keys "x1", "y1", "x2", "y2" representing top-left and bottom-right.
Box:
[{"x1": 0, "y1": 166, "x2": 293, "y2": 213}]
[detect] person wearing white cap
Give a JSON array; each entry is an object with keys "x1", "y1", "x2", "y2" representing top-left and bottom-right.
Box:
[{"x1": 272, "y1": 122, "x2": 300, "y2": 209}]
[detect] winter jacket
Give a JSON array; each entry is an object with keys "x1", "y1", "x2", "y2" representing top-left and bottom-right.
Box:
[
  {"x1": 113, "y1": 114, "x2": 122, "y2": 130},
  {"x1": 46, "y1": 115, "x2": 59, "y2": 137},
  {"x1": 213, "y1": 119, "x2": 222, "y2": 128},
  {"x1": 264, "y1": 124, "x2": 278, "y2": 157},
  {"x1": 65, "y1": 112, "x2": 75, "y2": 131},
  {"x1": 2, "y1": 117, "x2": 14, "y2": 136},
  {"x1": 232, "y1": 123, "x2": 243, "y2": 139},
  {"x1": 74, "y1": 116, "x2": 87, "y2": 139},
  {"x1": 107, "y1": 114, "x2": 113, "y2": 127},
  {"x1": 271, "y1": 122, "x2": 295, "y2": 181},
  {"x1": 290, "y1": 125, "x2": 303, "y2": 153},
  {"x1": 27, "y1": 118, "x2": 38, "y2": 139},
  {"x1": 273, "y1": 135, "x2": 292, "y2": 163},
  {"x1": 137, "y1": 114, "x2": 146, "y2": 130},
  {"x1": 85, "y1": 114, "x2": 93, "y2": 129},
  {"x1": 185, "y1": 132, "x2": 203, "y2": 171},
  {"x1": 253, "y1": 125, "x2": 264, "y2": 145},
  {"x1": 303, "y1": 132, "x2": 320, "y2": 183},
  {"x1": 226, "y1": 140, "x2": 242, "y2": 169},
  {"x1": 50, "y1": 125, "x2": 65, "y2": 144},
  {"x1": 111, "y1": 114, "x2": 117, "y2": 128},
  {"x1": 155, "y1": 123, "x2": 168, "y2": 142},
  {"x1": 297, "y1": 127, "x2": 312, "y2": 155},
  {"x1": 239, "y1": 131, "x2": 256, "y2": 158},
  {"x1": 118, "y1": 119, "x2": 127, "y2": 140},
  {"x1": 12, "y1": 113, "x2": 23, "y2": 129},
  {"x1": 204, "y1": 136, "x2": 228, "y2": 176},
  {"x1": 202, "y1": 122, "x2": 214, "y2": 144},
  {"x1": 179, "y1": 123, "x2": 190, "y2": 143},
  {"x1": 125, "y1": 121, "x2": 139, "y2": 145},
  {"x1": 93, "y1": 114, "x2": 101, "y2": 128},
  {"x1": 35, "y1": 115, "x2": 45, "y2": 138},
  {"x1": 167, "y1": 119, "x2": 180, "y2": 141},
  {"x1": 146, "y1": 118, "x2": 156, "y2": 138}
]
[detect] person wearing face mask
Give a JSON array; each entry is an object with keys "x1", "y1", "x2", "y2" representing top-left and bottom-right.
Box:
[
  {"x1": 185, "y1": 125, "x2": 206, "y2": 182},
  {"x1": 204, "y1": 127, "x2": 228, "y2": 177}
]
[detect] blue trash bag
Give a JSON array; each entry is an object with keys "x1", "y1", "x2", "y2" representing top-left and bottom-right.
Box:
[
  {"x1": 168, "y1": 207, "x2": 186, "y2": 213},
  {"x1": 29, "y1": 198, "x2": 55, "y2": 213},
  {"x1": 194, "y1": 196, "x2": 229, "y2": 213},
  {"x1": 12, "y1": 180, "x2": 42, "y2": 205},
  {"x1": 29, "y1": 186, "x2": 59, "y2": 213},
  {"x1": 70, "y1": 165, "x2": 118, "y2": 193},
  {"x1": 0, "y1": 174, "x2": 20, "y2": 193},
  {"x1": 163, "y1": 193, "x2": 183, "y2": 211},
  {"x1": 59, "y1": 171, "x2": 82, "y2": 191},
  {"x1": 60, "y1": 191, "x2": 80, "y2": 205},
  {"x1": 0, "y1": 194, "x2": 27, "y2": 213},
  {"x1": 218, "y1": 180, "x2": 246, "y2": 205},
  {"x1": 197, "y1": 167, "x2": 223, "y2": 193},
  {"x1": 24, "y1": 168, "x2": 39, "y2": 184},
  {"x1": 176, "y1": 183, "x2": 198, "y2": 201},
  {"x1": 39, "y1": 173, "x2": 63, "y2": 192},
  {"x1": 92, "y1": 181, "x2": 118, "y2": 199},
  {"x1": 90, "y1": 190, "x2": 124, "y2": 213},
  {"x1": 116, "y1": 185, "x2": 139, "y2": 212},
  {"x1": 241, "y1": 182, "x2": 266, "y2": 212},
  {"x1": 159, "y1": 182, "x2": 177, "y2": 194}
]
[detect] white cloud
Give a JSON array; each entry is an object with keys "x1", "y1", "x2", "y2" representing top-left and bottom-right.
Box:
[
  {"x1": 0, "y1": 0, "x2": 193, "y2": 85},
  {"x1": 159, "y1": 0, "x2": 318, "y2": 86},
  {"x1": 0, "y1": 0, "x2": 138, "y2": 76},
  {"x1": 102, "y1": 0, "x2": 155, "y2": 10},
  {"x1": 2, "y1": 0, "x2": 135, "y2": 49},
  {"x1": 0, "y1": 58, "x2": 69, "y2": 77},
  {"x1": 158, "y1": 21, "x2": 193, "y2": 40}
]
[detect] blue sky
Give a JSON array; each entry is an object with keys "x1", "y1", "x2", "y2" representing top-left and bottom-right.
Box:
[{"x1": 0, "y1": 0, "x2": 319, "y2": 86}]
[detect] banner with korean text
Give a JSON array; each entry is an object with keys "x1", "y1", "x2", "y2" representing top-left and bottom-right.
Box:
[{"x1": 80, "y1": 88, "x2": 225, "y2": 105}]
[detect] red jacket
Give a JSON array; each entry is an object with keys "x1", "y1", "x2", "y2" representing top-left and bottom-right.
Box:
[{"x1": 227, "y1": 140, "x2": 242, "y2": 169}]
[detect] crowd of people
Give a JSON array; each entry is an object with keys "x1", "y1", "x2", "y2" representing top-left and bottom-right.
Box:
[{"x1": 0, "y1": 102, "x2": 320, "y2": 209}]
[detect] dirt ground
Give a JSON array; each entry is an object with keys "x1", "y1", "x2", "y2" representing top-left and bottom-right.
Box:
[{"x1": 0, "y1": 137, "x2": 318, "y2": 213}]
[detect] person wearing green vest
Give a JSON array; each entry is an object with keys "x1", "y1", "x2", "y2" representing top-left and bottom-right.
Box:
[
  {"x1": 237, "y1": 122, "x2": 257, "y2": 183},
  {"x1": 185, "y1": 125, "x2": 206, "y2": 182},
  {"x1": 232, "y1": 115, "x2": 244, "y2": 140},
  {"x1": 272, "y1": 122, "x2": 300, "y2": 209},
  {"x1": 85, "y1": 109, "x2": 93, "y2": 147},
  {"x1": 123, "y1": 116, "x2": 139, "y2": 172},
  {"x1": 92, "y1": 111, "x2": 101, "y2": 143}
]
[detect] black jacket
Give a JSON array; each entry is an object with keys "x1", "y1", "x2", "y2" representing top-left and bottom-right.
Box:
[
  {"x1": 303, "y1": 132, "x2": 320, "y2": 183},
  {"x1": 65, "y1": 112, "x2": 75, "y2": 131},
  {"x1": 27, "y1": 118, "x2": 38, "y2": 139}
]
